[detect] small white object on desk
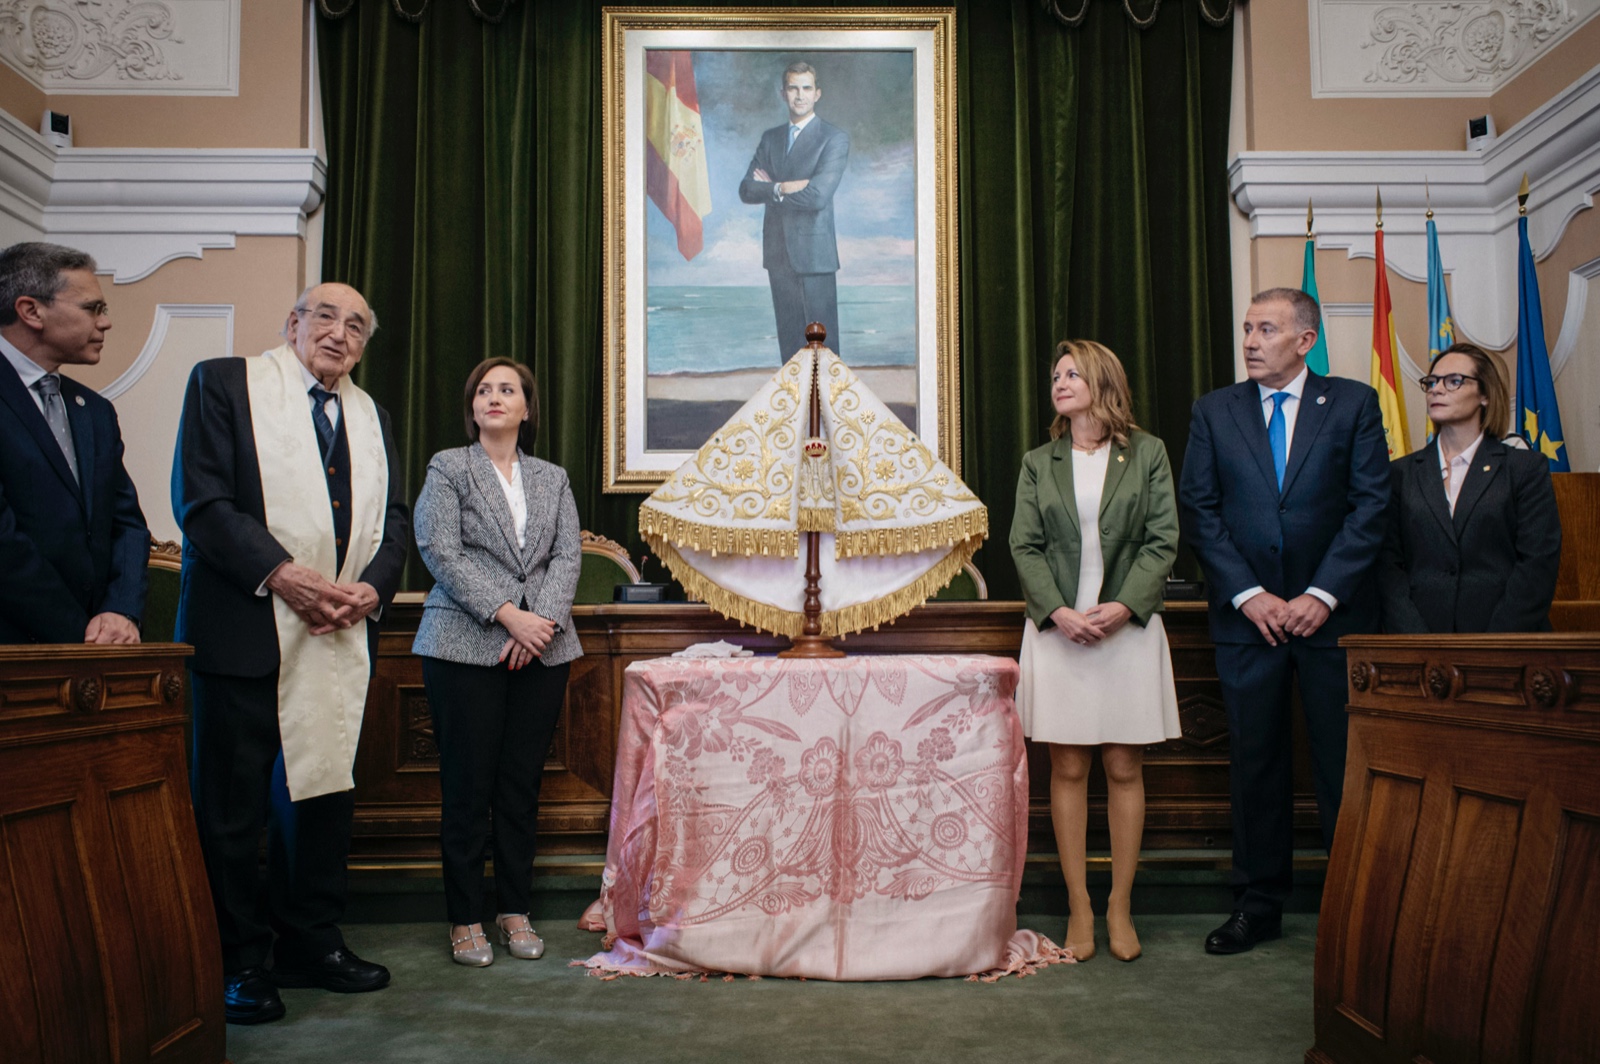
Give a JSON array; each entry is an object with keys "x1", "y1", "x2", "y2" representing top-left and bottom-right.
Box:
[{"x1": 672, "y1": 640, "x2": 754, "y2": 659}]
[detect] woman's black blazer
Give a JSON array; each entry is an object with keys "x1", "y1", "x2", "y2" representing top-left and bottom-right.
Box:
[{"x1": 1378, "y1": 435, "x2": 1561, "y2": 633}]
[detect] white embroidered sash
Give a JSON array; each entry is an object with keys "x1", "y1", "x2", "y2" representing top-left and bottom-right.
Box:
[{"x1": 246, "y1": 345, "x2": 388, "y2": 801}]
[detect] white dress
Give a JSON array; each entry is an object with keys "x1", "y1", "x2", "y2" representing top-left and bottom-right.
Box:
[{"x1": 1017, "y1": 448, "x2": 1182, "y2": 746}]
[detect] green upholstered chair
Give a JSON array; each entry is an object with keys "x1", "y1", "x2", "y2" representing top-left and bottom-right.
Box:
[
  {"x1": 576, "y1": 531, "x2": 643, "y2": 603},
  {"x1": 144, "y1": 538, "x2": 183, "y2": 642},
  {"x1": 932, "y1": 560, "x2": 988, "y2": 601}
]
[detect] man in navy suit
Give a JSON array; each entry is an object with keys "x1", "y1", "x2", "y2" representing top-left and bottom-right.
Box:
[
  {"x1": 0, "y1": 242, "x2": 147, "y2": 645},
  {"x1": 1178, "y1": 288, "x2": 1390, "y2": 954},
  {"x1": 738, "y1": 61, "x2": 850, "y2": 362}
]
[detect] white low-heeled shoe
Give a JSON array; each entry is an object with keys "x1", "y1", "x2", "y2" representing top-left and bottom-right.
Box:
[
  {"x1": 451, "y1": 924, "x2": 493, "y2": 967},
  {"x1": 495, "y1": 914, "x2": 545, "y2": 960}
]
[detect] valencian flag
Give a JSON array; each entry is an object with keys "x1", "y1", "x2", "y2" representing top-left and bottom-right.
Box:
[
  {"x1": 1424, "y1": 213, "x2": 1454, "y2": 440},
  {"x1": 1516, "y1": 214, "x2": 1569, "y2": 470},
  {"x1": 1370, "y1": 226, "x2": 1410, "y2": 458},
  {"x1": 645, "y1": 51, "x2": 712, "y2": 260},
  {"x1": 1300, "y1": 209, "x2": 1330, "y2": 375}
]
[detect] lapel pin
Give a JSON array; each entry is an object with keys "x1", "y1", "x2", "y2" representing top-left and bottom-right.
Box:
[
  {"x1": 1483, "y1": 465, "x2": 1490, "y2": 472},
  {"x1": 75, "y1": 395, "x2": 85, "y2": 406},
  {"x1": 1316, "y1": 396, "x2": 1326, "y2": 405},
  {"x1": 1117, "y1": 455, "x2": 1125, "y2": 463}
]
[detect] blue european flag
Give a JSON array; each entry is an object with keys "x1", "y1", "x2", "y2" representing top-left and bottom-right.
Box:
[{"x1": 1515, "y1": 215, "x2": 1568, "y2": 470}]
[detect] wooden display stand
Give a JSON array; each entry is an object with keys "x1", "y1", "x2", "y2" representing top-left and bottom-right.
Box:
[
  {"x1": 1311, "y1": 634, "x2": 1600, "y2": 1064},
  {"x1": 0, "y1": 643, "x2": 224, "y2": 1064}
]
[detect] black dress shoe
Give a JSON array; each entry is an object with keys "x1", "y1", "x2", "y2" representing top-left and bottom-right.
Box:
[
  {"x1": 1204, "y1": 910, "x2": 1283, "y2": 955},
  {"x1": 225, "y1": 968, "x2": 286, "y2": 1025},
  {"x1": 271, "y1": 947, "x2": 391, "y2": 993}
]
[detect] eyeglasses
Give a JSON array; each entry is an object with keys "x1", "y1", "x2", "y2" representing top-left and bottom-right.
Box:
[
  {"x1": 1418, "y1": 373, "x2": 1479, "y2": 392},
  {"x1": 301, "y1": 305, "x2": 369, "y2": 342}
]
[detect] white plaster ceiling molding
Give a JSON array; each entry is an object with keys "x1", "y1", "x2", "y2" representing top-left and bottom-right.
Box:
[
  {"x1": 1230, "y1": 62, "x2": 1600, "y2": 353},
  {"x1": 0, "y1": 108, "x2": 325, "y2": 281},
  {"x1": 0, "y1": 0, "x2": 239, "y2": 95},
  {"x1": 1309, "y1": 0, "x2": 1600, "y2": 97}
]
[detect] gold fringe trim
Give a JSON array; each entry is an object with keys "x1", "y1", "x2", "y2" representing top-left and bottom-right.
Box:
[
  {"x1": 645, "y1": 535, "x2": 807, "y2": 637},
  {"x1": 798, "y1": 507, "x2": 836, "y2": 532},
  {"x1": 821, "y1": 535, "x2": 981, "y2": 638},
  {"x1": 644, "y1": 531, "x2": 985, "y2": 641},
  {"x1": 639, "y1": 505, "x2": 798, "y2": 559},
  {"x1": 834, "y1": 507, "x2": 990, "y2": 558}
]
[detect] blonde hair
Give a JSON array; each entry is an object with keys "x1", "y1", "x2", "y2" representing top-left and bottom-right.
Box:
[{"x1": 1048, "y1": 339, "x2": 1139, "y2": 447}]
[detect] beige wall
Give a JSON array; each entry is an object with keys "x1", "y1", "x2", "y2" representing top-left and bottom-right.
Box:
[
  {"x1": 1236, "y1": 5, "x2": 1600, "y2": 469},
  {"x1": 1242, "y1": 2, "x2": 1600, "y2": 152},
  {"x1": 0, "y1": 1, "x2": 314, "y2": 524}
]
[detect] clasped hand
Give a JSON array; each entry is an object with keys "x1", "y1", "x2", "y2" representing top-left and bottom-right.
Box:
[
  {"x1": 1239, "y1": 592, "x2": 1331, "y2": 646},
  {"x1": 266, "y1": 562, "x2": 378, "y2": 635},
  {"x1": 1049, "y1": 601, "x2": 1133, "y2": 646},
  {"x1": 496, "y1": 604, "x2": 556, "y2": 671}
]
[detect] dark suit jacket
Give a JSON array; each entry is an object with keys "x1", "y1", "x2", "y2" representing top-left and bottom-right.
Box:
[
  {"x1": 1379, "y1": 437, "x2": 1560, "y2": 633},
  {"x1": 0, "y1": 360, "x2": 149, "y2": 643},
  {"x1": 738, "y1": 117, "x2": 849, "y2": 274},
  {"x1": 1178, "y1": 373, "x2": 1391, "y2": 647},
  {"x1": 171, "y1": 356, "x2": 410, "y2": 677},
  {"x1": 1010, "y1": 430, "x2": 1179, "y2": 630}
]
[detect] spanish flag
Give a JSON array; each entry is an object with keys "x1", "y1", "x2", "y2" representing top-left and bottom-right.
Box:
[
  {"x1": 645, "y1": 51, "x2": 712, "y2": 260},
  {"x1": 1370, "y1": 229, "x2": 1410, "y2": 458}
]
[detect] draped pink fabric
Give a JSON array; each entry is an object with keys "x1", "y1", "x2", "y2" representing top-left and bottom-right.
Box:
[{"x1": 583, "y1": 655, "x2": 1064, "y2": 980}]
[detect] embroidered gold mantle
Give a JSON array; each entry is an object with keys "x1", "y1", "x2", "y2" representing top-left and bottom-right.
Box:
[{"x1": 640, "y1": 348, "x2": 986, "y2": 638}]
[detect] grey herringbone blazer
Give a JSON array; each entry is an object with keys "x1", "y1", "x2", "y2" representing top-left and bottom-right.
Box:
[{"x1": 411, "y1": 444, "x2": 583, "y2": 667}]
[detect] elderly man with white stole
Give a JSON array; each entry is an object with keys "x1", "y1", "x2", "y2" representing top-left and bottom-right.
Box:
[{"x1": 172, "y1": 282, "x2": 409, "y2": 1025}]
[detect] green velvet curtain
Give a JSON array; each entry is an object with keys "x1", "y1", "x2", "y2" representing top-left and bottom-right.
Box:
[{"x1": 317, "y1": 0, "x2": 1234, "y2": 596}]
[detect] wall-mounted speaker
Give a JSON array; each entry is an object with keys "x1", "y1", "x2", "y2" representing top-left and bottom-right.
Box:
[
  {"x1": 1466, "y1": 114, "x2": 1496, "y2": 152},
  {"x1": 40, "y1": 110, "x2": 71, "y2": 149}
]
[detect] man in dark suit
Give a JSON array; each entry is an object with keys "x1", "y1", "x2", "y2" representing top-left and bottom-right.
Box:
[
  {"x1": 0, "y1": 242, "x2": 147, "y2": 645},
  {"x1": 173, "y1": 282, "x2": 409, "y2": 1024},
  {"x1": 1178, "y1": 288, "x2": 1390, "y2": 954},
  {"x1": 738, "y1": 60, "x2": 850, "y2": 362}
]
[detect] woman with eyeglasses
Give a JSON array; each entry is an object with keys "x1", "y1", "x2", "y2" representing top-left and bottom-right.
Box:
[{"x1": 1378, "y1": 342, "x2": 1561, "y2": 633}]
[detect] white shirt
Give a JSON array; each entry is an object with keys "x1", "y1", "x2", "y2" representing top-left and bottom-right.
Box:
[
  {"x1": 495, "y1": 457, "x2": 528, "y2": 551},
  {"x1": 787, "y1": 111, "x2": 817, "y2": 141},
  {"x1": 298, "y1": 360, "x2": 341, "y2": 430},
  {"x1": 1439, "y1": 432, "x2": 1485, "y2": 515},
  {"x1": 1233, "y1": 365, "x2": 1338, "y2": 614},
  {"x1": 1, "y1": 334, "x2": 50, "y2": 414}
]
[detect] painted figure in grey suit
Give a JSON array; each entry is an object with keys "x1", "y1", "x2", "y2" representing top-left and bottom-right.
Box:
[
  {"x1": 738, "y1": 61, "x2": 850, "y2": 362},
  {"x1": 412, "y1": 357, "x2": 582, "y2": 968}
]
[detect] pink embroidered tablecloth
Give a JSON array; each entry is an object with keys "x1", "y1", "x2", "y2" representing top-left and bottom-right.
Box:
[{"x1": 583, "y1": 654, "x2": 1058, "y2": 980}]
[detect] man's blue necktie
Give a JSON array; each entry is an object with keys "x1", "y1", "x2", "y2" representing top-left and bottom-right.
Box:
[
  {"x1": 787, "y1": 124, "x2": 800, "y2": 153},
  {"x1": 1268, "y1": 391, "x2": 1290, "y2": 490},
  {"x1": 310, "y1": 386, "x2": 339, "y2": 461}
]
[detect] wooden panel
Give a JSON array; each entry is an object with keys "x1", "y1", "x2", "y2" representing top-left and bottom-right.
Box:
[
  {"x1": 1551, "y1": 473, "x2": 1600, "y2": 631},
  {"x1": 1527, "y1": 813, "x2": 1600, "y2": 1063},
  {"x1": 355, "y1": 600, "x2": 1332, "y2": 864},
  {"x1": 1312, "y1": 635, "x2": 1600, "y2": 1064},
  {"x1": 0, "y1": 645, "x2": 221, "y2": 1064}
]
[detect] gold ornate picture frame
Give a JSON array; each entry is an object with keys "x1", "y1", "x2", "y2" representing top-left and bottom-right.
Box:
[{"x1": 601, "y1": 6, "x2": 959, "y2": 492}]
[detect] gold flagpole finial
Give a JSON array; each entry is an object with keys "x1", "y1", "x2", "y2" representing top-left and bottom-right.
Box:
[
  {"x1": 1518, "y1": 172, "x2": 1530, "y2": 216},
  {"x1": 1375, "y1": 186, "x2": 1384, "y2": 230},
  {"x1": 1425, "y1": 177, "x2": 1433, "y2": 220},
  {"x1": 1306, "y1": 199, "x2": 1314, "y2": 240}
]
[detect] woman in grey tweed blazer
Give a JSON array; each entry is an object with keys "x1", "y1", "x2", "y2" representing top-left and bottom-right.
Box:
[{"x1": 412, "y1": 358, "x2": 582, "y2": 968}]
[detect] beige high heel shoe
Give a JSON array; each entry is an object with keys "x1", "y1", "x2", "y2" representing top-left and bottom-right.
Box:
[
  {"x1": 1106, "y1": 907, "x2": 1142, "y2": 962},
  {"x1": 451, "y1": 923, "x2": 493, "y2": 967},
  {"x1": 1064, "y1": 907, "x2": 1096, "y2": 962},
  {"x1": 496, "y1": 914, "x2": 545, "y2": 960}
]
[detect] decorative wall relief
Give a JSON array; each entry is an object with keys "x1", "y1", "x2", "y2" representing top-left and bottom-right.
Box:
[
  {"x1": 0, "y1": 0, "x2": 238, "y2": 95},
  {"x1": 1310, "y1": 0, "x2": 1600, "y2": 97}
]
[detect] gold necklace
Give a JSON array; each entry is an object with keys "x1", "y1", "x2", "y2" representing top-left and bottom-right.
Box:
[{"x1": 1070, "y1": 437, "x2": 1107, "y2": 454}]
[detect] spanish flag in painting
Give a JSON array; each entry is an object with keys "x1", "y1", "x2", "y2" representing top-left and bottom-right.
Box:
[
  {"x1": 645, "y1": 51, "x2": 712, "y2": 260},
  {"x1": 1370, "y1": 229, "x2": 1410, "y2": 458},
  {"x1": 1515, "y1": 215, "x2": 1569, "y2": 470}
]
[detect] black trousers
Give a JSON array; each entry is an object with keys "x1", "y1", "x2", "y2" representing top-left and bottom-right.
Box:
[
  {"x1": 1214, "y1": 640, "x2": 1350, "y2": 917},
  {"x1": 767, "y1": 259, "x2": 840, "y2": 363},
  {"x1": 422, "y1": 655, "x2": 571, "y2": 925},
  {"x1": 189, "y1": 669, "x2": 354, "y2": 973}
]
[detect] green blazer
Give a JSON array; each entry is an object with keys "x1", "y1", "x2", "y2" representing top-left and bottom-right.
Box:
[{"x1": 1009, "y1": 429, "x2": 1179, "y2": 630}]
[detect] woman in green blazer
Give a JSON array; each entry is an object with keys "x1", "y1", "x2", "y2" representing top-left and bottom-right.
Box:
[{"x1": 1010, "y1": 340, "x2": 1181, "y2": 963}]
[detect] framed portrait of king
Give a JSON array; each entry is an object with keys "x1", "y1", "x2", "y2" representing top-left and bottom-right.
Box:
[{"x1": 601, "y1": 7, "x2": 959, "y2": 491}]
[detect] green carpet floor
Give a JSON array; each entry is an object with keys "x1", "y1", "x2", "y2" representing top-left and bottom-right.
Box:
[{"x1": 224, "y1": 913, "x2": 1317, "y2": 1063}]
